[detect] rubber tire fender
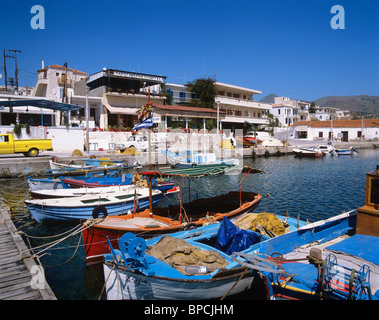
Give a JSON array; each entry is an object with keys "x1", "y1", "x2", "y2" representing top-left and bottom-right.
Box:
[{"x1": 92, "y1": 205, "x2": 108, "y2": 219}]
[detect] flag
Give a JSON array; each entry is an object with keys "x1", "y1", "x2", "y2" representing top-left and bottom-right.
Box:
[{"x1": 132, "y1": 113, "x2": 154, "y2": 131}]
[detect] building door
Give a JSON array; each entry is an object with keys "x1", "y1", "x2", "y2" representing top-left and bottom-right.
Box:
[
  {"x1": 341, "y1": 131, "x2": 349, "y2": 142},
  {"x1": 0, "y1": 135, "x2": 13, "y2": 154}
]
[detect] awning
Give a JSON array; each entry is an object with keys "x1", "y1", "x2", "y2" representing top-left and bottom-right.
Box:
[
  {"x1": 0, "y1": 99, "x2": 83, "y2": 112},
  {"x1": 294, "y1": 125, "x2": 308, "y2": 131},
  {"x1": 103, "y1": 103, "x2": 138, "y2": 115}
]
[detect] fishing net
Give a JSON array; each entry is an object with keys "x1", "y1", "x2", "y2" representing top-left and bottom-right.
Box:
[
  {"x1": 234, "y1": 212, "x2": 288, "y2": 236},
  {"x1": 146, "y1": 236, "x2": 228, "y2": 275}
]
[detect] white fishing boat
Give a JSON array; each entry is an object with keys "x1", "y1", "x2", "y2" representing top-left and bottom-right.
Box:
[
  {"x1": 167, "y1": 151, "x2": 239, "y2": 168},
  {"x1": 30, "y1": 184, "x2": 136, "y2": 199},
  {"x1": 25, "y1": 187, "x2": 163, "y2": 222},
  {"x1": 292, "y1": 148, "x2": 325, "y2": 158},
  {"x1": 317, "y1": 142, "x2": 336, "y2": 155}
]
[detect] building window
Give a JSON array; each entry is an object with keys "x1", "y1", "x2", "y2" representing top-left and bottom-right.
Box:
[
  {"x1": 243, "y1": 95, "x2": 246, "y2": 99},
  {"x1": 278, "y1": 109, "x2": 281, "y2": 115},
  {"x1": 233, "y1": 93, "x2": 240, "y2": 99},
  {"x1": 235, "y1": 110, "x2": 241, "y2": 116},
  {"x1": 319, "y1": 132, "x2": 323, "y2": 138},
  {"x1": 227, "y1": 110, "x2": 233, "y2": 115},
  {"x1": 227, "y1": 92, "x2": 232, "y2": 97},
  {"x1": 357, "y1": 131, "x2": 362, "y2": 138},
  {"x1": 217, "y1": 91, "x2": 225, "y2": 96},
  {"x1": 179, "y1": 91, "x2": 186, "y2": 102}
]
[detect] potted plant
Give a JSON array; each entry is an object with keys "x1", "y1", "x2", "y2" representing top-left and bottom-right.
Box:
[{"x1": 13, "y1": 123, "x2": 22, "y2": 138}]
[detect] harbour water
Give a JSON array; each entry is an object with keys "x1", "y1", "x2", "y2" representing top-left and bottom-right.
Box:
[{"x1": 0, "y1": 148, "x2": 378, "y2": 300}]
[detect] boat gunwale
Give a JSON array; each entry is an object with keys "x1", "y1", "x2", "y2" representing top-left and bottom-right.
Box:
[
  {"x1": 89, "y1": 192, "x2": 262, "y2": 232},
  {"x1": 104, "y1": 260, "x2": 250, "y2": 283}
]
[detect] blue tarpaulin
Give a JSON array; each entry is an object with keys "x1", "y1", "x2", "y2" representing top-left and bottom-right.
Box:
[{"x1": 215, "y1": 217, "x2": 261, "y2": 254}]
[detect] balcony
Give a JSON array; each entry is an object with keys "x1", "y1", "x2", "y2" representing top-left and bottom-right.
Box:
[
  {"x1": 58, "y1": 78, "x2": 73, "y2": 86},
  {"x1": 216, "y1": 96, "x2": 271, "y2": 110}
]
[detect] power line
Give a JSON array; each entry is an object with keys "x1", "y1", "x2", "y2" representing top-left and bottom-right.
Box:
[{"x1": 8, "y1": 49, "x2": 21, "y2": 91}]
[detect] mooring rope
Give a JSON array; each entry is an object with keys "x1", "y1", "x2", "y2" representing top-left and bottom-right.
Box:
[{"x1": 19, "y1": 218, "x2": 105, "y2": 263}]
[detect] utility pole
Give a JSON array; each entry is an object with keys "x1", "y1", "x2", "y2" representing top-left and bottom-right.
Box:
[
  {"x1": 3, "y1": 49, "x2": 8, "y2": 91},
  {"x1": 8, "y1": 49, "x2": 21, "y2": 92},
  {"x1": 63, "y1": 62, "x2": 68, "y2": 103}
]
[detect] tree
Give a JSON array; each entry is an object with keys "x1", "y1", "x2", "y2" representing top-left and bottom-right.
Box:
[
  {"x1": 185, "y1": 77, "x2": 216, "y2": 108},
  {"x1": 309, "y1": 101, "x2": 317, "y2": 113}
]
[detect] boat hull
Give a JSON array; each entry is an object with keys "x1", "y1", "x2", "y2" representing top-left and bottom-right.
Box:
[
  {"x1": 169, "y1": 158, "x2": 239, "y2": 168},
  {"x1": 335, "y1": 148, "x2": 357, "y2": 155},
  {"x1": 60, "y1": 176, "x2": 175, "y2": 193},
  {"x1": 293, "y1": 148, "x2": 325, "y2": 158},
  {"x1": 83, "y1": 191, "x2": 262, "y2": 263},
  {"x1": 103, "y1": 263, "x2": 254, "y2": 300},
  {"x1": 25, "y1": 193, "x2": 162, "y2": 223},
  {"x1": 50, "y1": 160, "x2": 122, "y2": 172},
  {"x1": 30, "y1": 185, "x2": 136, "y2": 199}
]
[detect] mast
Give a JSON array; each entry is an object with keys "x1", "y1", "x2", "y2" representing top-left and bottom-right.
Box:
[{"x1": 148, "y1": 88, "x2": 153, "y2": 214}]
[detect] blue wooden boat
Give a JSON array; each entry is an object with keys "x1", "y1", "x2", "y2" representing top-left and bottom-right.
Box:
[
  {"x1": 27, "y1": 170, "x2": 119, "y2": 191},
  {"x1": 60, "y1": 174, "x2": 133, "y2": 188},
  {"x1": 24, "y1": 187, "x2": 163, "y2": 223},
  {"x1": 49, "y1": 159, "x2": 124, "y2": 172},
  {"x1": 231, "y1": 167, "x2": 379, "y2": 300},
  {"x1": 335, "y1": 146, "x2": 358, "y2": 155},
  {"x1": 60, "y1": 174, "x2": 175, "y2": 193},
  {"x1": 102, "y1": 212, "x2": 306, "y2": 300}
]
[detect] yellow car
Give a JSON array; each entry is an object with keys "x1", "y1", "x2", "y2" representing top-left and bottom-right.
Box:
[{"x1": 0, "y1": 133, "x2": 53, "y2": 157}]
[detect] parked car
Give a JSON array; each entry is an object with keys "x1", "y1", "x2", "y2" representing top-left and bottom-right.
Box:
[
  {"x1": 118, "y1": 135, "x2": 157, "y2": 152},
  {"x1": 0, "y1": 133, "x2": 53, "y2": 157}
]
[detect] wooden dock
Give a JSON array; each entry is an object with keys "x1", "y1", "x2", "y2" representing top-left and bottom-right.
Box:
[{"x1": 0, "y1": 205, "x2": 56, "y2": 300}]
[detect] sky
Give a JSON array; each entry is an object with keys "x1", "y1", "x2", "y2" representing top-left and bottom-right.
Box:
[{"x1": 0, "y1": 0, "x2": 378, "y2": 101}]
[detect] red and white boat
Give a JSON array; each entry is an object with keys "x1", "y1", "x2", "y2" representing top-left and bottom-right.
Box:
[{"x1": 82, "y1": 191, "x2": 262, "y2": 264}]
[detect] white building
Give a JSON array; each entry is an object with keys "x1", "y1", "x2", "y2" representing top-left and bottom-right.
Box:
[
  {"x1": 33, "y1": 64, "x2": 88, "y2": 101},
  {"x1": 293, "y1": 119, "x2": 379, "y2": 141},
  {"x1": 85, "y1": 68, "x2": 167, "y2": 130},
  {"x1": 215, "y1": 82, "x2": 271, "y2": 131},
  {"x1": 271, "y1": 96, "x2": 310, "y2": 127},
  {"x1": 164, "y1": 82, "x2": 271, "y2": 131},
  {"x1": 270, "y1": 105, "x2": 295, "y2": 128},
  {"x1": 33, "y1": 63, "x2": 90, "y2": 126}
]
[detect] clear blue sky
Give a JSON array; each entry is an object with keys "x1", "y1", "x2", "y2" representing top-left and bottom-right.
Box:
[{"x1": 0, "y1": 0, "x2": 378, "y2": 101}]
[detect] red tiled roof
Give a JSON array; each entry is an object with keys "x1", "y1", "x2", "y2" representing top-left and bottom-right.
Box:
[
  {"x1": 154, "y1": 105, "x2": 225, "y2": 114},
  {"x1": 293, "y1": 119, "x2": 379, "y2": 128},
  {"x1": 37, "y1": 64, "x2": 88, "y2": 75}
]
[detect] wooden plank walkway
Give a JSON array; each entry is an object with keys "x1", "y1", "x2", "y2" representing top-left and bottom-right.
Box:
[{"x1": 0, "y1": 205, "x2": 56, "y2": 300}]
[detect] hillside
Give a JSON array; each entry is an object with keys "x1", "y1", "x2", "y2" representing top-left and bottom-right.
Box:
[
  {"x1": 314, "y1": 95, "x2": 379, "y2": 116},
  {"x1": 259, "y1": 94, "x2": 379, "y2": 117},
  {"x1": 258, "y1": 93, "x2": 278, "y2": 104}
]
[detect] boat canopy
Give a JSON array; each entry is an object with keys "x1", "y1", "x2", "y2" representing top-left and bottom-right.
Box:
[{"x1": 140, "y1": 164, "x2": 234, "y2": 178}]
